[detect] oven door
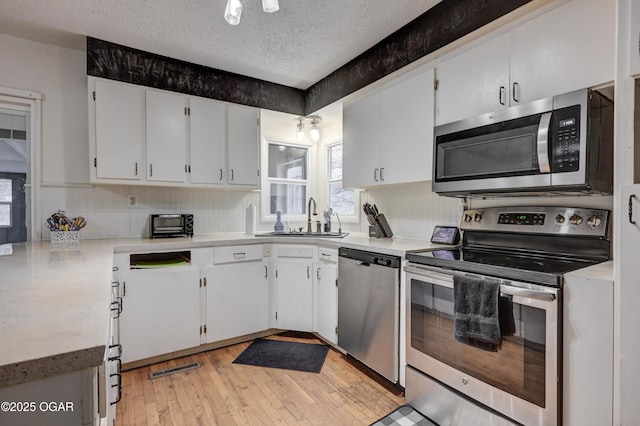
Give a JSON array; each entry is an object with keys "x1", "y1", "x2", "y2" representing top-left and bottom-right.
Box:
[{"x1": 405, "y1": 264, "x2": 560, "y2": 426}]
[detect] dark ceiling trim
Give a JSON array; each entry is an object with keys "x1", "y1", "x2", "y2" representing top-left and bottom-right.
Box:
[
  {"x1": 305, "y1": 0, "x2": 532, "y2": 114},
  {"x1": 86, "y1": 0, "x2": 531, "y2": 117},
  {"x1": 86, "y1": 37, "x2": 306, "y2": 116}
]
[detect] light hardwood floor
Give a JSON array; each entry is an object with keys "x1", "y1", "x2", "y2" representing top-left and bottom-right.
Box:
[{"x1": 116, "y1": 333, "x2": 405, "y2": 425}]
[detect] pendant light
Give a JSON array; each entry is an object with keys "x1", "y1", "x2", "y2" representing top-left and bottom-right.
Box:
[
  {"x1": 262, "y1": 0, "x2": 279, "y2": 13},
  {"x1": 296, "y1": 119, "x2": 305, "y2": 142},
  {"x1": 309, "y1": 118, "x2": 321, "y2": 142},
  {"x1": 224, "y1": 0, "x2": 243, "y2": 25}
]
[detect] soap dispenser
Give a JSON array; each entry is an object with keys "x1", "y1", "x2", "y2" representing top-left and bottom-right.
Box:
[{"x1": 274, "y1": 210, "x2": 284, "y2": 233}]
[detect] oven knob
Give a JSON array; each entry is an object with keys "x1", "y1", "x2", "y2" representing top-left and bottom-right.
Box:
[
  {"x1": 587, "y1": 215, "x2": 602, "y2": 227},
  {"x1": 555, "y1": 214, "x2": 565, "y2": 224},
  {"x1": 474, "y1": 213, "x2": 482, "y2": 222},
  {"x1": 464, "y1": 214, "x2": 473, "y2": 222},
  {"x1": 569, "y1": 214, "x2": 583, "y2": 225}
]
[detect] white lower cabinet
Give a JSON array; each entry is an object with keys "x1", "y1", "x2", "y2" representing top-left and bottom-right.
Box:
[
  {"x1": 205, "y1": 259, "x2": 269, "y2": 343},
  {"x1": 315, "y1": 248, "x2": 338, "y2": 344},
  {"x1": 119, "y1": 266, "x2": 201, "y2": 363},
  {"x1": 274, "y1": 246, "x2": 314, "y2": 332}
]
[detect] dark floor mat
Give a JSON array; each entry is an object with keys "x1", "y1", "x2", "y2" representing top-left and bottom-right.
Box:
[{"x1": 232, "y1": 338, "x2": 329, "y2": 373}]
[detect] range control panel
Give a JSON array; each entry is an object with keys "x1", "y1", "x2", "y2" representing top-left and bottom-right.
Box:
[{"x1": 461, "y1": 206, "x2": 609, "y2": 237}]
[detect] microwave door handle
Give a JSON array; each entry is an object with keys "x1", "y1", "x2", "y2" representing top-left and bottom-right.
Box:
[{"x1": 537, "y1": 112, "x2": 552, "y2": 173}]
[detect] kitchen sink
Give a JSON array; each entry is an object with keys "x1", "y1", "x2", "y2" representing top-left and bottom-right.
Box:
[{"x1": 255, "y1": 231, "x2": 349, "y2": 238}]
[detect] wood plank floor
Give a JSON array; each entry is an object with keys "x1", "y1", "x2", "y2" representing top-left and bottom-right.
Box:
[{"x1": 116, "y1": 333, "x2": 405, "y2": 425}]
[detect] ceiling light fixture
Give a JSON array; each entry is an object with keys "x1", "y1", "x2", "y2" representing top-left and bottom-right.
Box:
[
  {"x1": 295, "y1": 116, "x2": 322, "y2": 142},
  {"x1": 224, "y1": 0, "x2": 243, "y2": 25},
  {"x1": 262, "y1": 0, "x2": 279, "y2": 13},
  {"x1": 309, "y1": 118, "x2": 321, "y2": 143},
  {"x1": 224, "y1": 0, "x2": 279, "y2": 25},
  {"x1": 296, "y1": 119, "x2": 305, "y2": 142}
]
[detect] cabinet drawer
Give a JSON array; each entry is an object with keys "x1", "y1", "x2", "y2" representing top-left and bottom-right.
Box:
[
  {"x1": 318, "y1": 247, "x2": 338, "y2": 263},
  {"x1": 276, "y1": 246, "x2": 314, "y2": 258},
  {"x1": 213, "y1": 245, "x2": 263, "y2": 264}
]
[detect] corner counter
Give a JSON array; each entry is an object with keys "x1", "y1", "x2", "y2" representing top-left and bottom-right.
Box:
[{"x1": 0, "y1": 233, "x2": 441, "y2": 388}]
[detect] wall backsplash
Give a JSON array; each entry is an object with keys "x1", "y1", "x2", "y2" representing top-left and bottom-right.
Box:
[{"x1": 40, "y1": 181, "x2": 463, "y2": 241}]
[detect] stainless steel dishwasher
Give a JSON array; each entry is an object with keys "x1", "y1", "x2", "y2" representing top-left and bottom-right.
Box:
[{"x1": 337, "y1": 247, "x2": 400, "y2": 383}]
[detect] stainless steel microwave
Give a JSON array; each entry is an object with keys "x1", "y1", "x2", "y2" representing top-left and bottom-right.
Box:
[
  {"x1": 432, "y1": 88, "x2": 613, "y2": 197},
  {"x1": 149, "y1": 214, "x2": 193, "y2": 238}
]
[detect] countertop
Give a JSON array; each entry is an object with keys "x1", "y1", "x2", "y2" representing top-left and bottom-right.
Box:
[{"x1": 0, "y1": 233, "x2": 440, "y2": 388}]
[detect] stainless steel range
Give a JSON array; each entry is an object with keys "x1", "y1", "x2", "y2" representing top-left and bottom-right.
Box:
[{"x1": 404, "y1": 206, "x2": 610, "y2": 426}]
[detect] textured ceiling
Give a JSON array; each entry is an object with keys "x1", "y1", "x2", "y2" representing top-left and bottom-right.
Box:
[{"x1": 0, "y1": 0, "x2": 442, "y2": 90}]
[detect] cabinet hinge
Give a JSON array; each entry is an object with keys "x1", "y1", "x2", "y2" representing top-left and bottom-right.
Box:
[
  {"x1": 94, "y1": 158, "x2": 97, "y2": 168},
  {"x1": 93, "y1": 91, "x2": 96, "y2": 101},
  {"x1": 434, "y1": 79, "x2": 439, "y2": 90},
  {"x1": 335, "y1": 326, "x2": 338, "y2": 334}
]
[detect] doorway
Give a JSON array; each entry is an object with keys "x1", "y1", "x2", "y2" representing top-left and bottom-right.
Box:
[{"x1": 0, "y1": 107, "x2": 29, "y2": 243}]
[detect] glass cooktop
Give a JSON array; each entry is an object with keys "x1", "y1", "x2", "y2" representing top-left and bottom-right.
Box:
[{"x1": 406, "y1": 247, "x2": 600, "y2": 287}]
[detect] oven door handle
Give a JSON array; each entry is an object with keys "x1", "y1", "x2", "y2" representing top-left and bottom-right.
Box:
[
  {"x1": 405, "y1": 265, "x2": 557, "y2": 303},
  {"x1": 537, "y1": 112, "x2": 552, "y2": 173}
]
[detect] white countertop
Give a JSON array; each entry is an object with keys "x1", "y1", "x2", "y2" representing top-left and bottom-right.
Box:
[{"x1": 0, "y1": 233, "x2": 439, "y2": 388}]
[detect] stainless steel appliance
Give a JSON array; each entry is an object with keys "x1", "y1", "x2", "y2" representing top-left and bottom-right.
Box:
[
  {"x1": 432, "y1": 88, "x2": 613, "y2": 196},
  {"x1": 338, "y1": 248, "x2": 401, "y2": 383},
  {"x1": 149, "y1": 214, "x2": 194, "y2": 238},
  {"x1": 405, "y1": 206, "x2": 610, "y2": 426}
]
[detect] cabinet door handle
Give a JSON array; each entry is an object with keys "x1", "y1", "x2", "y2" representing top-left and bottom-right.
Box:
[
  {"x1": 108, "y1": 344, "x2": 123, "y2": 361},
  {"x1": 374, "y1": 168, "x2": 379, "y2": 182},
  {"x1": 134, "y1": 162, "x2": 138, "y2": 176},
  {"x1": 499, "y1": 86, "x2": 506, "y2": 106},
  {"x1": 512, "y1": 82, "x2": 520, "y2": 103},
  {"x1": 149, "y1": 164, "x2": 153, "y2": 177},
  {"x1": 230, "y1": 169, "x2": 235, "y2": 181},
  {"x1": 219, "y1": 169, "x2": 223, "y2": 181},
  {"x1": 110, "y1": 373, "x2": 122, "y2": 405},
  {"x1": 110, "y1": 301, "x2": 121, "y2": 318},
  {"x1": 264, "y1": 265, "x2": 268, "y2": 278},
  {"x1": 629, "y1": 194, "x2": 637, "y2": 224},
  {"x1": 307, "y1": 266, "x2": 310, "y2": 279},
  {"x1": 317, "y1": 267, "x2": 321, "y2": 280},
  {"x1": 380, "y1": 167, "x2": 385, "y2": 181}
]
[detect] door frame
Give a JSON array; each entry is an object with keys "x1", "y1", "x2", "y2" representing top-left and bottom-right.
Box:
[{"x1": 0, "y1": 87, "x2": 42, "y2": 242}]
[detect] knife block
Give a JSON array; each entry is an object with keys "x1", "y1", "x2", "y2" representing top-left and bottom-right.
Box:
[{"x1": 369, "y1": 213, "x2": 393, "y2": 238}]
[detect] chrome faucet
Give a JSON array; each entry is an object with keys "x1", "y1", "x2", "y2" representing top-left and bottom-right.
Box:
[{"x1": 307, "y1": 197, "x2": 317, "y2": 233}]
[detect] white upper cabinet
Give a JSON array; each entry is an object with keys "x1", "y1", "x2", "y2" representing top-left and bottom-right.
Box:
[
  {"x1": 343, "y1": 67, "x2": 435, "y2": 188},
  {"x1": 631, "y1": 0, "x2": 640, "y2": 76},
  {"x1": 508, "y1": 0, "x2": 615, "y2": 105},
  {"x1": 146, "y1": 90, "x2": 188, "y2": 183},
  {"x1": 88, "y1": 77, "x2": 260, "y2": 189},
  {"x1": 91, "y1": 79, "x2": 145, "y2": 180},
  {"x1": 436, "y1": 34, "x2": 510, "y2": 125},
  {"x1": 436, "y1": 0, "x2": 615, "y2": 125},
  {"x1": 228, "y1": 104, "x2": 260, "y2": 186},
  {"x1": 189, "y1": 97, "x2": 226, "y2": 185}
]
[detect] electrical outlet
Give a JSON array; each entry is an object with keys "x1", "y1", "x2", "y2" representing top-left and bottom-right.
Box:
[{"x1": 128, "y1": 194, "x2": 138, "y2": 208}]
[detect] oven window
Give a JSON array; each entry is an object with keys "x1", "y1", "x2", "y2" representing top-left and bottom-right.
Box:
[
  {"x1": 410, "y1": 278, "x2": 546, "y2": 407},
  {"x1": 154, "y1": 216, "x2": 184, "y2": 230}
]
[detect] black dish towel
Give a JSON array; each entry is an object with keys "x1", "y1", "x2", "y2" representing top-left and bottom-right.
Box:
[{"x1": 453, "y1": 274, "x2": 502, "y2": 351}]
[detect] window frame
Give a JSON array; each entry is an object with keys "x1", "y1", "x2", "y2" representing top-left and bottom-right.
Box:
[
  {"x1": 326, "y1": 141, "x2": 359, "y2": 223},
  {"x1": 261, "y1": 139, "x2": 313, "y2": 224},
  {"x1": 0, "y1": 178, "x2": 12, "y2": 228}
]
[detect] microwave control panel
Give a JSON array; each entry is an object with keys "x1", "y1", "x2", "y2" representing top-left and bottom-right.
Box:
[{"x1": 551, "y1": 105, "x2": 580, "y2": 173}]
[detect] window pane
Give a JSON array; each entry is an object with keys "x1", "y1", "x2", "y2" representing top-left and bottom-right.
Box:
[
  {"x1": 268, "y1": 144, "x2": 307, "y2": 179},
  {"x1": 329, "y1": 183, "x2": 355, "y2": 215},
  {"x1": 328, "y1": 144, "x2": 343, "y2": 180},
  {"x1": 0, "y1": 204, "x2": 10, "y2": 227},
  {"x1": 0, "y1": 179, "x2": 11, "y2": 202},
  {"x1": 270, "y1": 183, "x2": 307, "y2": 215}
]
